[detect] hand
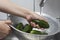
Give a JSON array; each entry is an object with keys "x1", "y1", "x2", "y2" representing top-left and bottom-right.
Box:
[
  {"x1": 26, "y1": 12, "x2": 47, "y2": 28},
  {"x1": 0, "y1": 20, "x2": 11, "y2": 39}
]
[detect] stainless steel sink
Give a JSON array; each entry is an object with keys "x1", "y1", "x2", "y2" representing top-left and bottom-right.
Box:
[
  {"x1": 4, "y1": 12, "x2": 60, "y2": 40},
  {"x1": 4, "y1": 32, "x2": 60, "y2": 40}
]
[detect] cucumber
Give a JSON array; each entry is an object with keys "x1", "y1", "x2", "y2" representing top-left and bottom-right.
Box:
[
  {"x1": 23, "y1": 24, "x2": 32, "y2": 33},
  {"x1": 30, "y1": 30, "x2": 42, "y2": 34},
  {"x1": 39, "y1": 20, "x2": 49, "y2": 28},
  {"x1": 30, "y1": 30, "x2": 48, "y2": 35},
  {"x1": 32, "y1": 19, "x2": 49, "y2": 28},
  {"x1": 16, "y1": 23, "x2": 23, "y2": 31}
]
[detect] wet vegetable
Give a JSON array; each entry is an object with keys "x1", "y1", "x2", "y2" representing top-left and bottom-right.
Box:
[
  {"x1": 16, "y1": 23, "x2": 23, "y2": 31},
  {"x1": 32, "y1": 19, "x2": 49, "y2": 28},
  {"x1": 23, "y1": 24, "x2": 32, "y2": 33},
  {"x1": 30, "y1": 30, "x2": 48, "y2": 35},
  {"x1": 15, "y1": 19, "x2": 49, "y2": 35}
]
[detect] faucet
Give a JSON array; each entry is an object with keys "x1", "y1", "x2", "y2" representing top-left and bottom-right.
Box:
[
  {"x1": 39, "y1": 0, "x2": 47, "y2": 14},
  {"x1": 39, "y1": 0, "x2": 46, "y2": 7}
]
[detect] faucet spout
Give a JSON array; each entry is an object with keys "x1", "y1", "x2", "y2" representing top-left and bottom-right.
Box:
[
  {"x1": 39, "y1": 0, "x2": 47, "y2": 15},
  {"x1": 39, "y1": 0, "x2": 46, "y2": 7}
]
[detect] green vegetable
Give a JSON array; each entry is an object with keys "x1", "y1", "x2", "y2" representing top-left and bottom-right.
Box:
[
  {"x1": 23, "y1": 24, "x2": 32, "y2": 33},
  {"x1": 30, "y1": 30, "x2": 42, "y2": 34},
  {"x1": 16, "y1": 23, "x2": 23, "y2": 31},
  {"x1": 30, "y1": 30, "x2": 48, "y2": 35},
  {"x1": 32, "y1": 19, "x2": 49, "y2": 28}
]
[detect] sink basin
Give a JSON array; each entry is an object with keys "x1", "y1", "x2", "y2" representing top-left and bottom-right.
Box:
[{"x1": 9, "y1": 12, "x2": 59, "y2": 40}]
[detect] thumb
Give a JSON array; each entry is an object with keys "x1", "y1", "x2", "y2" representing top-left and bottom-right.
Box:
[{"x1": 4, "y1": 20, "x2": 12, "y2": 24}]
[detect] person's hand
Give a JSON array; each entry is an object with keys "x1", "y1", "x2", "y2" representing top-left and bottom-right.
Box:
[
  {"x1": 26, "y1": 12, "x2": 47, "y2": 28},
  {"x1": 0, "y1": 20, "x2": 11, "y2": 39}
]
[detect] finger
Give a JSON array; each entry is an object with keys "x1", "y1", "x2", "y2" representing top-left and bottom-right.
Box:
[
  {"x1": 38, "y1": 16, "x2": 47, "y2": 22},
  {"x1": 36, "y1": 24, "x2": 40, "y2": 29},
  {"x1": 30, "y1": 22, "x2": 36, "y2": 28},
  {"x1": 4, "y1": 20, "x2": 12, "y2": 24}
]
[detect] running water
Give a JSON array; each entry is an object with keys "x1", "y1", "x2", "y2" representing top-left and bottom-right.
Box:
[
  {"x1": 40, "y1": 7, "x2": 43, "y2": 15},
  {"x1": 39, "y1": 0, "x2": 47, "y2": 15}
]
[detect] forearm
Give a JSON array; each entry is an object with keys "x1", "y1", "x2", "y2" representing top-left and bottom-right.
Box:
[{"x1": 0, "y1": 0, "x2": 34, "y2": 18}]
